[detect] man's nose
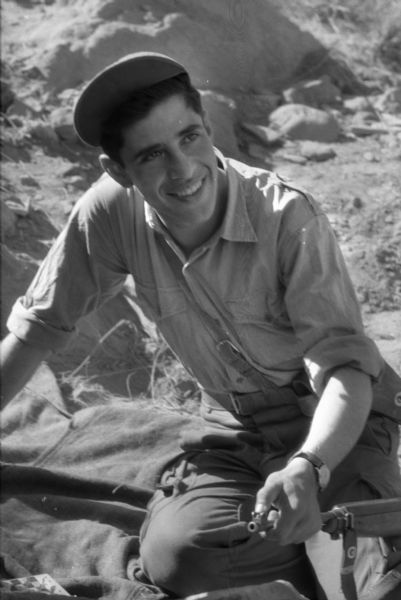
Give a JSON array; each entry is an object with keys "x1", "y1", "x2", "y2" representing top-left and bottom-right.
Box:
[{"x1": 168, "y1": 150, "x2": 194, "y2": 180}]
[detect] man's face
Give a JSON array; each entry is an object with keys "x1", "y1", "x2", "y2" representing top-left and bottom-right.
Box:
[{"x1": 118, "y1": 94, "x2": 224, "y2": 232}]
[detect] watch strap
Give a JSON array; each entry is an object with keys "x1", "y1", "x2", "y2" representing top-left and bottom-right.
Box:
[{"x1": 291, "y1": 450, "x2": 330, "y2": 491}]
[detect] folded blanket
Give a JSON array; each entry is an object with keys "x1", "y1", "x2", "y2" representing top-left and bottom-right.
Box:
[{"x1": 1, "y1": 364, "x2": 197, "y2": 599}]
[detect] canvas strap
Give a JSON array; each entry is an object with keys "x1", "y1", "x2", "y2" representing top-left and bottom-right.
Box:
[{"x1": 158, "y1": 235, "x2": 315, "y2": 406}]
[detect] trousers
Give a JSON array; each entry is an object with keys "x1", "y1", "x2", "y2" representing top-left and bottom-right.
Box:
[{"x1": 138, "y1": 394, "x2": 401, "y2": 599}]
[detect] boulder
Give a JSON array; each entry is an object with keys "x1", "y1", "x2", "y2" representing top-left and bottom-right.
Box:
[
  {"x1": 241, "y1": 123, "x2": 284, "y2": 146},
  {"x1": 268, "y1": 104, "x2": 341, "y2": 142},
  {"x1": 377, "y1": 20, "x2": 401, "y2": 73},
  {"x1": 17, "y1": 0, "x2": 323, "y2": 96},
  {"x1": 6, "y1": 98, "x2": 39, "y2": 119},
  {"x1": 28, "y1": 122, "x2": 60, "y2": 147},
  {"x1": 292, "y1": 49, "x2": 369, "y2": 95},
  {"x1": 235, "y1": 91, "x2": 281, "y2": 125},
  {"x1": 343, "y1": 96, "x2": 377, "y2": 114},
  {"x1": 299, "y1": 141, "x2": 336, "y2": 162},
  {"x1": 0, "y1": 79, "x2": 15, "y2": 112},
  {"x1": 50, "y1": 106, "x2": 78, "y2": 142},
  {"x1": 283, "y1": 75, "x2": 341, "y2": 107},
  {"x1": 374, "y1": 86, "x2": 401, "y2": 115},
  {"x1": 1, "y1": 200, "x2": 18, "y2": 237}
]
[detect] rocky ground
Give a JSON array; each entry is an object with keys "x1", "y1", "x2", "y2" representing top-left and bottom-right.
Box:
[{"x1": 1, "y1": 0, "x2": 401, "y2": 405}]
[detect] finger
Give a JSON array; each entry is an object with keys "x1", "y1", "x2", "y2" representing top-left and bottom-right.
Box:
[
  {"x1": 260, "y1": 508, "x2": 281, "y2": 540},
  {"x1": 254, "y1": 475, "x2": 282, "y2": 513}
]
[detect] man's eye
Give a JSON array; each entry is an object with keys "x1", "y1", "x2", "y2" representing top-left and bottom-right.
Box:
[
  {"x1": 183, "y1": 132, "x2": 199, "y2": 143},
  {"x1": 143, "y1": 150, "x2": 163, "y2": 163}
]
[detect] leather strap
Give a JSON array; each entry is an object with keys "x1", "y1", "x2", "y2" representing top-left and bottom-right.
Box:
[{"x1": 341, "y1": 530, "x2": 358, "y2": 600}]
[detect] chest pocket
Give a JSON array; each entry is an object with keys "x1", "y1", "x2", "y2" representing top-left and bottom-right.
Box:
[
  {"x1": 134, "y1": 280, "x2": 187, "y2": 322},
  {"x1": 225, "y1": 285, "x2": 289, "y2": 327},
  {"x1": 224, "y1": 289, "x2": 301, "y2": 372}
]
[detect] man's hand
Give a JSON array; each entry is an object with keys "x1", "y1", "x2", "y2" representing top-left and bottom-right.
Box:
[
  {"x1": 251, "y1": 367, "x2": 374, "y2": 546},
  {"x1": 253, "y1": 457, "x2": 322, "y2": 545}
]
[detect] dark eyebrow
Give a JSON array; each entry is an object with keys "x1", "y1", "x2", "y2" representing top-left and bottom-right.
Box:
[
  {"x1": 133, "y1": 143, "x2": 163, "y2": 162},
  {"x1": 132, "y1": 122, "x2": 203, "y2": 162},
  {"x1": 180, "y1": 123, "x2": 203, "y2": 136}
]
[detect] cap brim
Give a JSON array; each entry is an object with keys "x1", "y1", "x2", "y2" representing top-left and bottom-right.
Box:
[{"x1": 73, "y1": 52, "x2": 187, "y2": 147}]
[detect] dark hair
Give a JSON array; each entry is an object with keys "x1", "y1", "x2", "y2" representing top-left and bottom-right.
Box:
[{"x1": 100, "y1": 73, "x2": 203, "y2": 165}]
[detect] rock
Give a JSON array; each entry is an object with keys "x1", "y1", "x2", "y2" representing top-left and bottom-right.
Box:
[
  {"x1": 343, "y1": 96, "x2": 376, "y2": 113},
  {"x1": 0, "y1": 79, "x2": 15, "y2": 112},
  {"x1": 375, "y1": 86, "x2": 401, "y2": 115},
  {"x1": 62, "y1": 164, "x2": 86, "y2": 177},
  {"x1": 283, "y1": 75, "x2": 341, "y2": 107},
  {"x1": 28, "y1": 122, "x2": 60, "y2": 146},
  {"x1": 350, "y1": 124, "x2": 390, "y2": 136},
  {"x1": 246, "y1": 142, "x2": 271, "y2": 162},
  {"x1": 241, "y1": 123, "x2": 284, "y2": 146},
  {"x1": 351, "y1": 109, "x2": 380, "y2": 124},
  {"x1": 6, "y1": 199, "x2": 30, "y2": 217},
  {"x1": 7, "y1": 99, "x2": 39, "y2": 119},
  {"x1": 50, "y1": 106, "x2": 78, "y2": 142},
  {"x1": 268, "y1": 104, "x2": 341, "y2": 142},
  {"x1": 377, "y1": 21, "x2": 401, "y2": 73},
  {"x1": 363, "y1": 151, "x2": 380, "y2": 162},
  {"x1": 200, "y1": 91, "x2": 240, "y2": 159},
  {"x1": 20, "y1": 176, "x2": 40, "y2": 188},
  {"x1": 299, "y1": 141, "x2": 336, "y2": 162},
  {"x1": 57, "y1": 88, "x2": 81, "y2": 109},
  {"x1": 64, "y1": 175, "x2": 89, "y2": 191},
  {"x1": 292, "y1": 48, "x2": 369, "y2": 95},
  {"x1": 25, "y1": 0, "x2": 324, "y2": 95},
  {"x1": 1, "y1": 200, "x2": 18, "y2": 237},
  {"x1": 1, "y1": 142, "x2": 32, "y2": 163},
  {"x1": 275, "y1": 152, "x2": 308, "y2": 165},
  {"x1": 236, "y1": 91, "x2": 281, "y2": 125}
]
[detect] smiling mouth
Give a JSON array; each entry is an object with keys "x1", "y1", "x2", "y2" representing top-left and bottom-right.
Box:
[{"x1": 169, "y1": 178, "x2": 204, "y2": 199}]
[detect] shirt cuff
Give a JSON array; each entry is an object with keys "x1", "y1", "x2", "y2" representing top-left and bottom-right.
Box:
[
  {"x1": 7, "y1": 298, "x2": 74, "y2": 351},
  {"x1": 304, "y1": 333, "x2": 384, "y2": 396}
]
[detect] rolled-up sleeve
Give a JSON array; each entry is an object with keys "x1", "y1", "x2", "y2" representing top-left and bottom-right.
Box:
[
  {"x1": 7, "y1": 183, "x2": 129, "y2": 351},
  {"x1": 278, "y1": 192, "x2": 384, "y2": 395}
]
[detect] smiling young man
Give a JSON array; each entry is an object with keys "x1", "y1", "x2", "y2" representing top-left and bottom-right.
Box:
[
  {"x1": 1, "y1": 52, "x2": 401, "y2": 600},
  {"x1": 99, "y1": 92, "x2": 228, "y2": 254}
]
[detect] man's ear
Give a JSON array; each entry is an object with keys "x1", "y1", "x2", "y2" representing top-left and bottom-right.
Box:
[{"x1": 99, "y1": 154, "x2": 133, "y2": 188}]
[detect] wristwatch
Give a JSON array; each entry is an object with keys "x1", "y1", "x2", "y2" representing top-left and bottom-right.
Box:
[{"x1": 291, "y1": 451, "x2": 331, "y2": 492}]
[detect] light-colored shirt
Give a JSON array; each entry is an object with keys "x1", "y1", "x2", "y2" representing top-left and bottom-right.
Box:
[{"x1": 7, "y1": 154, "x2": 383, "y2": 396}]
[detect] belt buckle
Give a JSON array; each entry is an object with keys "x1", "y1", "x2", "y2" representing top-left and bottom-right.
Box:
[{"x1": 229, "y1": 392, "x2": 242, "y2": 414}]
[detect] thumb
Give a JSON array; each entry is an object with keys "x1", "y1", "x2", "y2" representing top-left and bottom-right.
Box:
[{"x1": 254, "y1": 473, "x2": 282, "y2": 513}]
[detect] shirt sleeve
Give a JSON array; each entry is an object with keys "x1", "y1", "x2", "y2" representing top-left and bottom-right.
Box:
[
  {"x1": 7, "y1": 178, "x2": 130, "y2": 351},
  {"x1": 277, "y1": 187, "x2": 384, "y2": 396}
]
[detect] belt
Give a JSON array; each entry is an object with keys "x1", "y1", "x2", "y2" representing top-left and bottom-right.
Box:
[
  {"x1": 201, "y1": 390, "x2": 266, "y2": 415},
  {"x1": 201, "y1": 382, "x2": 318, "y2": 418}
]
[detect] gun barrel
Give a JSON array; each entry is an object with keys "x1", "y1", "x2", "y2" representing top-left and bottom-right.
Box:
[{"x1": 247, "y1": 511, "x2": 274, "y2": 534}]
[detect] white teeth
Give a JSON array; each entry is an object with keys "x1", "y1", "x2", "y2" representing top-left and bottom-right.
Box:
[{"x1": 174, "y1": 179, "x2": 202, "y2": 197}]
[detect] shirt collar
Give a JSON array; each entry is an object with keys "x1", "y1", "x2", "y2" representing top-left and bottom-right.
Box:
[
  {"x1": 142, "y1": 149, "x2": 257, "y2": 244},
  {"x1": 218, "y1": 153, "x2": 257, "y2": 243}
]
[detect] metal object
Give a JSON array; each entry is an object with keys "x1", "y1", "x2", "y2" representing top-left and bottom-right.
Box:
[{"x1": 247, "y1": 511, "x2": 274, "y2": 534}]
